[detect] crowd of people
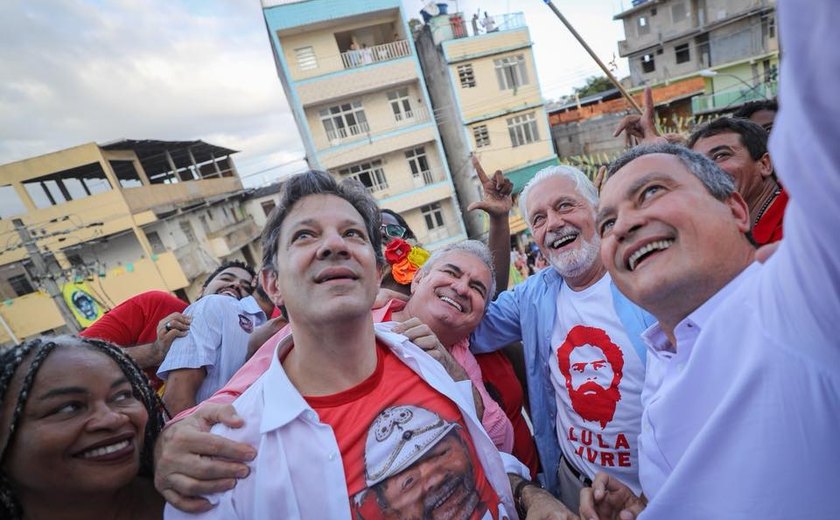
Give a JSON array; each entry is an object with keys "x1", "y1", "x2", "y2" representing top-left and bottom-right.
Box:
[{"x1": 1, "y1": 2, "x2": 837, "y2": 519}]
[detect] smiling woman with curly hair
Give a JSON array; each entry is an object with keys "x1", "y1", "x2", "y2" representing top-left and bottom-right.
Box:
[{"x1": 0, "y1": 335, "x2": 166, "y2": 520}]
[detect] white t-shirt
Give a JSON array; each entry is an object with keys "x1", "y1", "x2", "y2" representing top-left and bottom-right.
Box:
[{"x1": 548, "y1": 273, "x2": 644, "y2": 494}]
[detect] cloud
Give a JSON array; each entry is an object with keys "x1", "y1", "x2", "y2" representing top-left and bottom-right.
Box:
[
  {"x1": 0, "y1": 0, "x2": 304, "y2": 172},
  {"x1": 0, "y1": 0, "x2": 626, "y2": 185}
]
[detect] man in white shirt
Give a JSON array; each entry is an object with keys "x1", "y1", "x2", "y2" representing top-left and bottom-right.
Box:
[
  {"x1": 161, "y1": 171, "x2": 568, "y2": 519},
  {"x1": 582, "y1": 2, "x2": 840, "y2": 516}
]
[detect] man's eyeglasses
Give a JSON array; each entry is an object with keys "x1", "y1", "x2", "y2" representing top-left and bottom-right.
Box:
[{"x1": 381, "y1": 224, "x2": 407, "y2": 239}]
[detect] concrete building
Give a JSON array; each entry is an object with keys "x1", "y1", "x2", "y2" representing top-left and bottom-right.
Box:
[
  {"x1": 546, "y1": 0, "x2": 777, "y2": 172},
  {"x1": 415, "y1": 10, "x2": 558, "y2": 238},
  {"x1": 548, "y1": 77, "x2": 705, "y2": 168},
  {"x1": 614, "y1": 0, "x2": 778, "y2": 115},
  {"x1": 0, "y1": 139, "x2": 259, "y2": 345},
  {"x1": 260, "y1": 0, "x2": 468, "y2": 249}
]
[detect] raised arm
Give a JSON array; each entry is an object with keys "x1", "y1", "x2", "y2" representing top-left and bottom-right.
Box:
[{"x1": 468, "y1": 153, "x2": 513, "y2": 297}]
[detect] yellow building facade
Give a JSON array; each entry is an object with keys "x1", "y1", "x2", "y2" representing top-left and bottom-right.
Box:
[
  {"x1": 416, "y1": 11, "x2": 558, "y2": 238},
  {"x1": 0, "y1": 139, "x2": 258, "y2": 345},
  {"x1": 262, "y1": 0, "x2": 468, "y2": 248}
]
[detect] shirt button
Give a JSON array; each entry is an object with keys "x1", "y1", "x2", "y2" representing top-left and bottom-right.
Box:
[{"x1": 328, "y1": 452, "x2": 337, "y2": 461}]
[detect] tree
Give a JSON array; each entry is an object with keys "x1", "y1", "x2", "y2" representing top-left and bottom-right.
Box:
[{"x1": 573, "y1": 76, "x2": 614, "y2": 98}]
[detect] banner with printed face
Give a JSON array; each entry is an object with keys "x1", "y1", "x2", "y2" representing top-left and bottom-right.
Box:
[{"x1": 61, "y1": 282, "x2": 104, "y2": 327}]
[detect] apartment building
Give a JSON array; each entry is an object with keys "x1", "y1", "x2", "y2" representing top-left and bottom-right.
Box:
[
  {"x1": 260, "y1": 0, "x2": 468, "y2": 248},
  {"x1": 416, "y1": 10, "x2": 558, "y2": 238},
  {"x1": 0, "y1": 139, "x2": 259, "y2": 345},
  {"x1": 615, "y1": 0, "x2": 778, "y2": 114}
]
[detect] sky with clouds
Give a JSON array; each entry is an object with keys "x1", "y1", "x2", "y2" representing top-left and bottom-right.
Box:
[{"x1": 0, "y1": 0, "x2": 631, "y2": 188}]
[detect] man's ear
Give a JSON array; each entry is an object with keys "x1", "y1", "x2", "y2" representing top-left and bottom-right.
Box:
[
  {"x1": 260, "y1": 268, "x2": 283, "y2": 308},
  {"x1": 409, "y1": 268, "x2": 426, "y2": 295},
  {"x1": 757, "y1": 152, "x2": 774, "y2": 179},
  {"x1": 725, "y1": 191, "x2": 751, "y2": 234}
]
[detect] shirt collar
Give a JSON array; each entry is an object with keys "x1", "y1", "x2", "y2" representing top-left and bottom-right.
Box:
[
  {"x1": 258, "y1": 302, "x2": 409, "y2": 433},
  {"x1": 642, "y1": 261, "x2": 762, "y2": 354}
]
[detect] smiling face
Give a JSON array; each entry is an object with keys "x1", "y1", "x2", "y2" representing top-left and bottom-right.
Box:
[
  {"x1": 690, "y1": 131, "x2": 773, "y2": 211},
  {"x1": 0, "y1": 347, "x2": 148, "y2": 500},
  {"x1": 407, "y1": 250, "x2": 491, "y2": 346},
  {"x1": 377, "y1": 431, "x2": 480, "y2": 520},
  {"x1": 597, "y1": 153, "x2": 752, "y2": 330},
  {"x1": 202, "y1": 266, "x2": 254, "y2": 299},
  {"x1": 264, "y1": 194, "x2": 380, "y2": 327},
  {"x1": 525, "y1": 175, "x2": 602, "y2": 286}
]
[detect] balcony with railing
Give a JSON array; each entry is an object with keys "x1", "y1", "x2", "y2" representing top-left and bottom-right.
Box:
[
  {"x1": 340, "y1": 40, "x2": 411, "y2": 70},
  {"x1": 325, "y1": 121, "x2": 371, "y2": 145},
  {"x1": 691, "y1": 81, "x2": 777, "y2": 114},
  {"x1": 315, "y1": 104, "x2": 431, "y2": 150},
  {"x1": 431, "y1": 11, "x2": 525, "y2": 45}
]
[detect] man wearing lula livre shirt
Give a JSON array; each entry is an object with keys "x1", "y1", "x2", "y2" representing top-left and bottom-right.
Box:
[{"x1": 470, "y1": 164, "x2": 652, "y2": 514}]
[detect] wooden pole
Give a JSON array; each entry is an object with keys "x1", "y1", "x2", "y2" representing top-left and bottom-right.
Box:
[{"x1": 541, "y1": 0, "x2": 642, "y2": 113}]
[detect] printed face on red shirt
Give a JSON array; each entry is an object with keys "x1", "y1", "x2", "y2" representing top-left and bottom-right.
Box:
[
  {"x1": 558, "y1": 326, "x2": 624, "y2": 429},
  {"x1": 375, "y1": 431, "x2": 481, "y2": 520}
]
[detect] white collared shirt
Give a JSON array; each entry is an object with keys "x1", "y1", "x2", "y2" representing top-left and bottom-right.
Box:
[
  {"x1": 164, "y1": 322, "x2": 528, "y2": 519},
  {"x1": 158, "y1": 295, "x2": 266, "y2": 403},
  {"x1": 636, "y1": 2, "x2": 840, "y2": 516}
]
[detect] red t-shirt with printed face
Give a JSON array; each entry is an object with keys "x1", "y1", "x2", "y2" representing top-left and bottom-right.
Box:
[{"x1": 304, "y1": 342, "x2": 506, "y2": 520}]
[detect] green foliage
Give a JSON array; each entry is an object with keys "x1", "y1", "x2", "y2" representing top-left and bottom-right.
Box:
[{"x1": 573, "y1": 76, "x2": 615, "y2": 98}]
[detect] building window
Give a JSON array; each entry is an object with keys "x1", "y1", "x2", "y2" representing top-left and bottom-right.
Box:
[
  {"x1": 405, "y1": 147, "x2": 433, "y2": 185},
  {"x1": 637, "y1": 15, "x2": 650, "y2": 36},
  {"x1": 8, "y1": 274, "x2": 34, "y2": 297},
  {"x1": 671, "y1": 2, "x2": 686, "y2": 22},
  {"x1": 319, "y1": 101, "x2": 369, "y2": 142},
  {"x1": 641, "y1": 53, "x2": 655, "y2": 73},
  {"x1": 261, "y1": 200, "x2": 276, "y2": 217},
  {"x1": 387, "y1": 88, "x2": 414, "y2": 122},
  {"x1": 494, "y1": 55, "x2": 529, "y2": 91},
  {"x1": 762, "y1": 14, "x2": 776, "y2": 40},
  {"x1": 457, "y1": 64, "x2": 476, "y2": 88},
  {"x1": 22, "y1": 163, "x2": 112, "y2": 209},
  {"x1": 145, "y1": 231, "x2": 166, "y2": 254},
  {"x1": 675, "y1": 43, "x2": 690, "y2": 64},
  {"x1": 506, "y1": 112, "x2": 539, "y2": 147},
  {"x1": 295, "y1": 46, "x2": 318, "y2": 71},
  {"x1": 339, "y1": 160, "x2": 388, "y2": 193},
  {"x1": 180, "y1": 221, "x2": 197, "y2": 243},
  {"x1": 473, "y1": 125, "x2": 490, "y2": 148},
  {"x1": 109, "y1": 160, "x2": 142, "y2": 188},
  {"x1": 421, "y1": 203, "x2": 445, "y2": 230}
]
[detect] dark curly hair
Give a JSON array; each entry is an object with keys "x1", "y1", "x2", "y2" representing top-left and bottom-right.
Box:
[{"x1": 0, "y1": 335, "x2": 165, "y2": 519}]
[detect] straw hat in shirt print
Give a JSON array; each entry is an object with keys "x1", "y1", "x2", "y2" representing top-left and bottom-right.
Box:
[
  {"x1": 352, "y1": 404, "x2": 505, "y2": 520},
  {"x1": 557, "y1": 325, "x2": 625, "y2": 429}
]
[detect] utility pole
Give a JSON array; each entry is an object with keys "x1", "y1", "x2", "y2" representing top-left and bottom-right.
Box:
[{"x1": 12, "y1": 219, "x2": 80, "y2": 333}]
